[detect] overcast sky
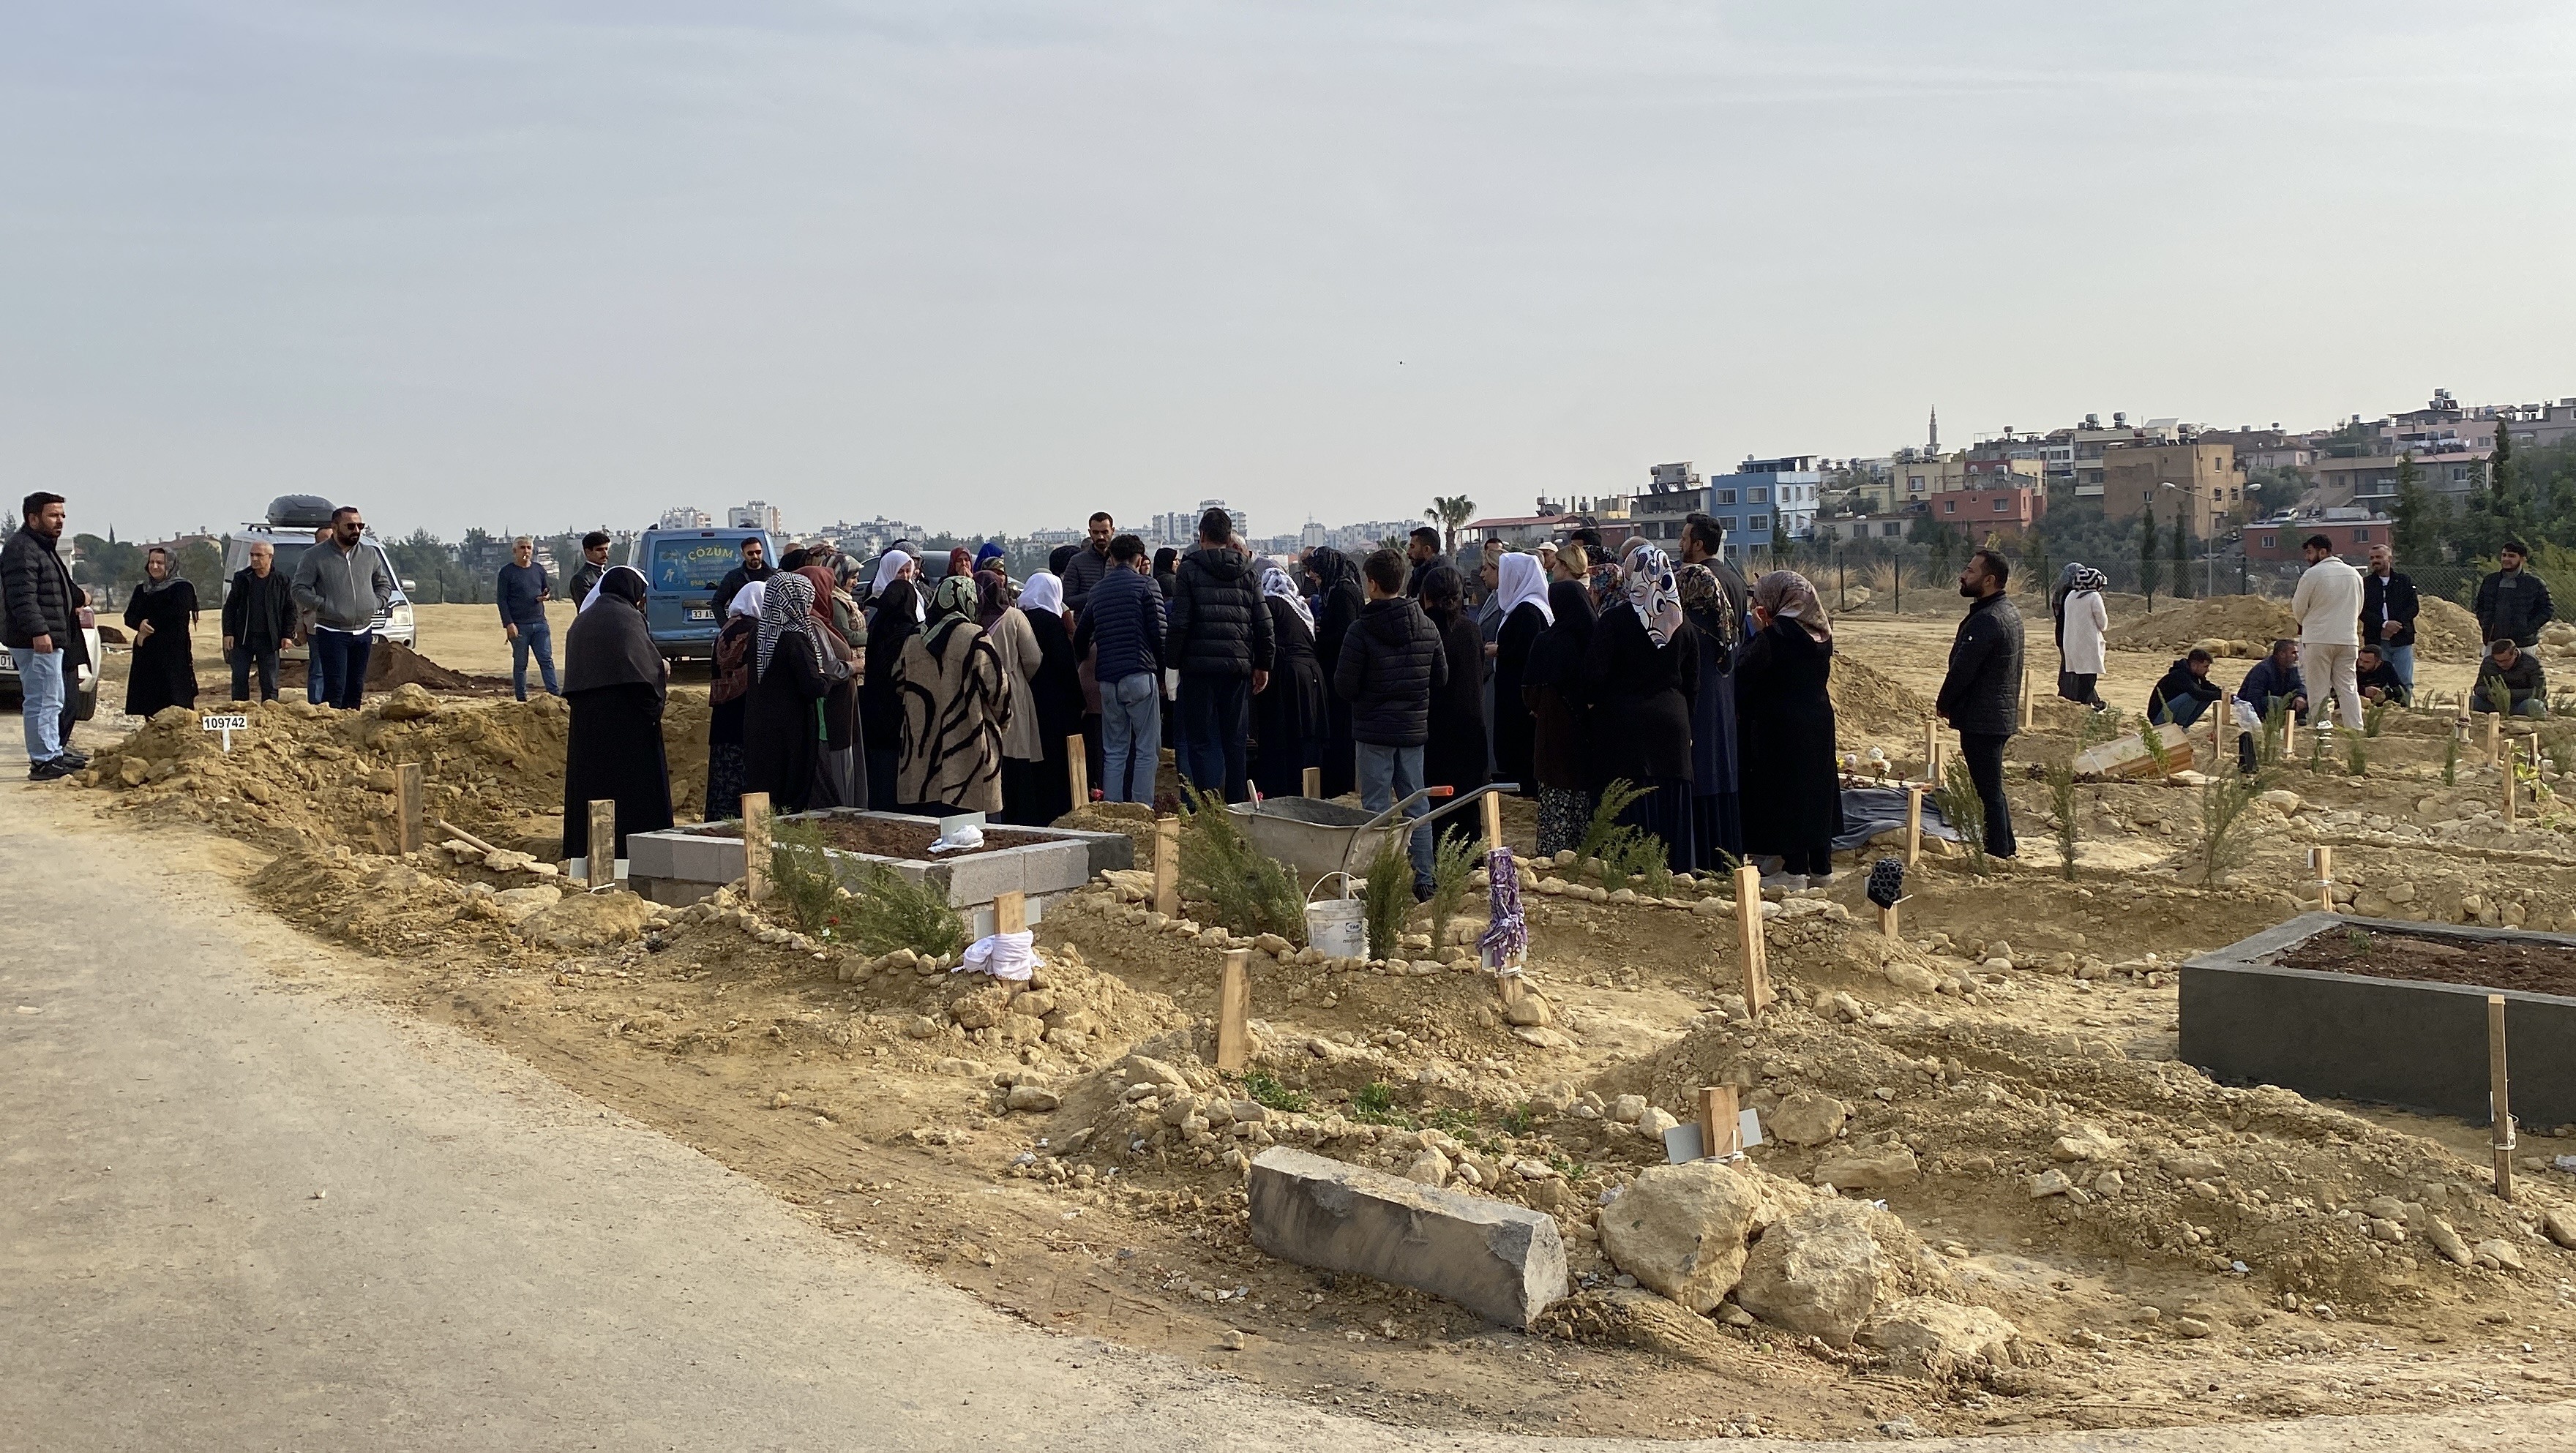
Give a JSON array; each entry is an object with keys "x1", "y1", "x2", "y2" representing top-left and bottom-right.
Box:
[{"x1": 7, "y1": 2, "x2": 2573, "y2": 544}]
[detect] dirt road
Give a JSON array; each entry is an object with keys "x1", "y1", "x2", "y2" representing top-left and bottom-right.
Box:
[{"x1": 4, "y1": 756, "x2": 2569, "y2": 1447}]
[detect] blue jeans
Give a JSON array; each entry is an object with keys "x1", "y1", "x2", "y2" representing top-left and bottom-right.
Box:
[
  {"x1": 10, "y1": 646, "x2": 66, "y2": 762},
  {"x1": 2385, "y1": 643, "x2": 2415, "y2": 692},
  {"x1": 1102, "y1": 672, "x2": 1161, "y2": 803},
  {"x1": 509, "y1": 619, "x2": 558, "y2": 699},
  {"x1": 2152, "y1": 693, "x2": 2211, "y2": 728},
  {"x1": 310, "y1": 629, "x2": 374, "y2": 710},
  {"x1": 1176, "y1": 672, "x2": 1249, "y2": 803},
  {"x1": 1355, "y1": 740, "x2": 1434, "y2": 895},
  {"x1": 229, "y1": 645, "x2": 280, "y2": 702}
]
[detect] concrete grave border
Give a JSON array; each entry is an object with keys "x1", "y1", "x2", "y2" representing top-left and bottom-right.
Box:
[{"x1": 2180, "y1": 912, "x2": 2576, "y2": 1126}]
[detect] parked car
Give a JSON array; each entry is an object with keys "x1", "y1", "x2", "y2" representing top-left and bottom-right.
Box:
[
  {"x1": 0, "y1": 602, "x2": 103, "y2": 722},
  {"x1": 220, "y1": 495, "x2": 417, "y2": 654},
  {"x1": 634, "y1": 525, "x2": 775, "y2": 662}
]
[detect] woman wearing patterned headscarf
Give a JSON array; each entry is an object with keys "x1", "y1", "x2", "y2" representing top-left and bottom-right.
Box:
[
  {"x1": 1487, "y1": 552, "x2": 1551, "y2": 798},
  {"x1": 743, "y1": 571, "x2": 849, "y2": 814},
  {"x1": 1579, "y1": 541, "x2": 1699, "y2": 873},
  {"x1": 894, "y1": 573, "x2": 1010, "y2": 814},
  {"x1": 1735, "y1": 570, "x2": 1843, "y2": 889},
  {"x1": 1251, "y1": 563, "x2": 1328, "y2": 800},
  {"x1": 1677, "y1": 560, "x2": 1748, "y2": 865},
  {"x1": 2057, "y1": 563, "x2": 2111, "y2": 709},
  {"x1": 1303, "y1": 546, "x2": 1367, "y2": 797},
  {"x1": 978, "y1": 568, "x2": 1050, "y2": 822}
]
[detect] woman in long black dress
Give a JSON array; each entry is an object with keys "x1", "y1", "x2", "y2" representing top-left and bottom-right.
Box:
[
  {"x1": 705, "y1": 579, "x2": 763, "y2": 822},
  {"x1": 1014, "y1": 571, "x2": 1085, "y2": 822},
  {"x1": 1734, "y1": 570, "x2": 1843, "y2": 889},
  {"x1": 123, "y1": 547, "x2": 200, "y2": 717},
  {"x1": 1251, "y1": 564, "x2": 1327, "y2": 800},
  {"x1": 560, "y1": 566, "x2": 674, "y2": 860},
  {"x1": 1521, "y1": 579, "x2": 1598, "y2": 856},
  {"x1": 1677, "y1": 560, "x2": 1749, "y2": 868},
  {"x1": 1487, "y1": 551, "x2": 1551, "y2": 795},
  {"x1": 1303, "y1": 546, "x2": 1366, "y2": 797},
  {"x1": 795, "y1": 564, "x2": 864, "y2": 808},
  {"x1": 1579, "y1": 542, "x2": 1699, "y2": 874},
  {"x1": 744, "y1": 572, "x2": 845, "y2": 815},
  {"x1": 1418, "y1": 565, "x2": 1487, "y2": 796},
  {"x1": 860, "y1": 579, "x2": 918, "y2": 810}
]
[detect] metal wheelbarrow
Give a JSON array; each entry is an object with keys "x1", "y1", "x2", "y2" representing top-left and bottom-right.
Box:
[{"x1": 1228, "y1": 782, "x2": 1520, "y2": 896}]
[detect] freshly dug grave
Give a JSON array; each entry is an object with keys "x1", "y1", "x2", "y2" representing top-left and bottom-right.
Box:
[
  {"x1": 72, "y1": 686, "x2": 713, "y2": 856},
  {"x1": 1827, "y1": 655, "x2": 1936, "y2": 742},
  {"x1": 2277, "y1": 924, "x2": 2576, "y2": 996}
]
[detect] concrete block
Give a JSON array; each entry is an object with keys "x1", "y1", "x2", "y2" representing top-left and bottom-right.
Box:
[
  {"x1": 626, "y1": 829, "x2": 742, "y2": 888},
  {"x1": 938, "y1": 849, "x2": 1025, "y2": 907},
  {"x1": 1016, "y1": 840, "x2": 1092, "y2": 896},
  {"x1": 1246, "y1": 1146, "x2": 1566, "y2": 1329}
]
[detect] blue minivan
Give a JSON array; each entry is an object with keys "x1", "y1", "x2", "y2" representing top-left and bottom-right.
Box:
[{"x1": 631, "y1": 526, "x2": 776, "y2": 662}]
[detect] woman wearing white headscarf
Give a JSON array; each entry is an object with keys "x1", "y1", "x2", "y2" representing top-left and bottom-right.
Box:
[
  {"x1": 1487, "y1": 551, "x2": 1553, "y2": 797},
  {"x1": 559, "y1": 566, "x2": 673, "y2": 859},
  {"x1": 743, "y1": 572, "x2": 850, "y2": 814},
  {"x1": 1580, "y1": 542, "x2": 1699, "y2": 874},
  {"x1": 2056, "y1": 563, "x2": 2111, "y2": 710},
  {"x1": 1251, "y1": 563, "x2": 1327, "y2": 799},
  {"x1": 704, "y1": 579, "x2": 765, "y2": 821},
  {"x1": 1004, "y1": 571, "x2": 1085, "y2": 822}
]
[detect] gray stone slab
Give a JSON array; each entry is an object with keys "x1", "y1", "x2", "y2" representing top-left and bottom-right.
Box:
[
  {"x1": 1016, "y1": 840, "x2": 1092, "y2": 896},
  {"x1": 1246, "y1": 1146, "x2": 1566, "y2": 1329}
]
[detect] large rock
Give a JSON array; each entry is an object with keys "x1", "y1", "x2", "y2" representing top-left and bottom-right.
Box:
[
  {"x1": 1813, "y1": 1144, "x2": 1918, "y2": 1190},
  {"x1": 376, "y1": 683, "x2": 441, "y2": 721},
  {"x1": 1246, "y1": 1147, "x2": 1565, "y2": 1329},
  {"x1": 516, "y1": 890, "x2": 656, "y2": 950},
  {"x1": 1598, "y1": 1161, "x2": 1777, "y2": 1314},
  {"x1": 1860, "y1": 1297, "x2": 2023, "y2": 1380},
  {"x1": 1734, "y1": 1199, "x2": 1898, "y2": 1347},
  {"x1": 1767, "y1": 1092, "x2": 1847, "y2": 1148}
]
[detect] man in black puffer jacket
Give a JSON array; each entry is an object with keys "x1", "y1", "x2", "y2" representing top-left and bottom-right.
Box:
[
  {"x1": 1934, "y1": 548, "x2": 2023, "y2": 858},
  {"x1": 1333, "y1": 548, "x2": 1448, "y2": 898},
  {"x1": 1167, "y1": 508, "x2": 1273, "y2": 802}
]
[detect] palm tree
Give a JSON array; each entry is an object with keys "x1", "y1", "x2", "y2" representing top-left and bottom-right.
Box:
[{"x1": 1425, "y1": 495, "x2": 1477, "y2": 555}]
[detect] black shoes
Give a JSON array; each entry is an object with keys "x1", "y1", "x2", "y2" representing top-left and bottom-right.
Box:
[{"x1": 29, "y1": 757, "x2": 75, "y2": 781}]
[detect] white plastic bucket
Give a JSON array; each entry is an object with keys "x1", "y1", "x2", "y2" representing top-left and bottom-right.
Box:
[{"x1": 1305, "y1": 896, "x2": 1367, "y2": 959}]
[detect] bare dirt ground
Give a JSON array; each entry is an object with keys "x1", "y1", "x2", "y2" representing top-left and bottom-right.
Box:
[{"x1": 42, "y1": 597, "x2": 2576, "y2": 1443}]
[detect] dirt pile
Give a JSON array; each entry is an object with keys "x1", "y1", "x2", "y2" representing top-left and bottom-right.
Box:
[
  {"x1": 75, "y1": 691, "x2": 713, "y2": 855},
  {"x1": 274, "y1": 640, "x2": 512, "y2": 693},
  {"x1": 2105, "y1": 597, "x2": 2298, "y2": 657},
  {"x1": 1830, "y1": 656, "x2": 1935, "y2": 743},
  {"x1": 2416, "y1": 596, "x2": 2483, "y2": 662}
]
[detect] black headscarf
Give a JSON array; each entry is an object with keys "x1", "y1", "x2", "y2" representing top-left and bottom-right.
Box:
[
  {"x1": 562, "y1": 566, "x2": 664, "y2": 697},
  {"x1": 868, "y1": 578, "x2": 921, "y2": 683},
  {"x1": 1048, "y1": 544, "x2": 1079, "y2": 578},
  {"x1": 1420, "y1": 563, "x2": 1466, "y2": 626},
  {"x1": 1520, "y1": 577, "x2": 1598, "y2": 692}
]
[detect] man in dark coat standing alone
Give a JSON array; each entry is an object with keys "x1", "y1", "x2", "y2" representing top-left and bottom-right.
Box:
[
  {"x1": 1166, "y1": 507, "x2": 1273, "y2": 802},
  {"x1": 222, "y1": 540, "x2": 298, "y2": 702},
  {"x1": 1, "y1": 491, "x2": 91, "y2": 778},
  {"x1": 1933, "y1": 548, "x2": 2023, "y2": 859},
  {"x1": 1335, "y1": 548, "x2": 1447, "y2": 898}
]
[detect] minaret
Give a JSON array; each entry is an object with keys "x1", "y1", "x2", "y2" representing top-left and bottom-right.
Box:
[{"x1": 1928, "y1": 407, "x2": 1939, "y2": 457}]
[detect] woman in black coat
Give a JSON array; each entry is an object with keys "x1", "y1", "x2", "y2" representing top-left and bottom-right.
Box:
[
  {"x1": 1521, "y1": 579, "x2": 1598, "y2": 857},
  {"x1": 559, "y1": 567, "x2": 674, "y2": 860},
  {"x1": 1250, "y1": 566, "x2": 1328, "y2": 800},
  {"x1": 1418, "y1": 566, "x2": 1487, "y2": 796},
  {"x1": 1303, "y1": 546, "x2": 1367, "y2": 797},
  {"x1": 1487, "y1": 551, "x2": 1551, "y2": 796},
  {"x1": 860, "y1": 579, "x2": 919, "y2": 810},
  {"x1": 1018, "y1": 571, "x2": 1085, "y2": 823},
  {"x1": 1733, "y1": 570, "x2": 1844, "y2": 887},
  {"x1": 744, "y1": 573, "x2": 847, "y2": 816},
  {"x1": 123, "y1": 549, "x2": 201, "y2": 718},
  {"x1": 1579, "y1": 544, "x2": 1699, "y2": 874},
  {"x1": 1679, "y1": 560, "x2": 1749, "y2": 868}
]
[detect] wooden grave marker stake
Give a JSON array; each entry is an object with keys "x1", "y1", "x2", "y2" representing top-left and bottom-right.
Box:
[
  {"x1": 1697, "y1": 1085, "x2": 1742, "y2": 1159},
  {"x1": 1921, "y1": 716, "x2": 1938, "y2": 783},
  {"x1": 394, "y1": 762, "x2": 424, "y2": 855},
  {"x1": 1302, "y1": 765, "x2": 1322, "y2": 800},
  {"x1": 588, "y1": 799, "x2": 616, "y2": 891},
  {"x1": 1482, "y1": 791, "x2": 1504, "y2": 856},
  {"x1": 2506, "y1": 746, "x2": 2520, "y2": 824},
  {"x1": 1153, "y1": 815, "x2": 1181, "y2": 917},
  {"x1": 2487, "y1": 710, "x2": 2501, "y2": 765},
  {"x1": 2283, "y1": 709, "x2": 2295, "y2": 762},
  {"x1": 741, "y1": 792, "x2": 771, "y2": 903},
  {"x1": 2490, "y1": 994, "x2": 2515, "y2": 1200},
  {"x1": 2310, "y1": 845, "x2": 2333, "y2": 913},
  {"x1": 1216, "y1": 948, "x2": 1251, "y2": 1072},
  {"x1": 1731, "y1": 863, "x2": 1772, "y2": 1019},
  {"x1": 1879, "y1": 901, "x2": 1900, "y2": 939},
  {"x1": 1904, "y1": 785, "x2": 1925, "y2": 868},
  {"x1": 994, "y1": 889, "x2": 1027, "y2": 935},
  {"x1": 1066, "y1": 735, "x2": 1089, "y2": 809}
]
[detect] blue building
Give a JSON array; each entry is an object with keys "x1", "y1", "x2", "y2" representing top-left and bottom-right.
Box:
[{"x1": 1630, "y1": 455, "x2": 1823, "y2": 563}]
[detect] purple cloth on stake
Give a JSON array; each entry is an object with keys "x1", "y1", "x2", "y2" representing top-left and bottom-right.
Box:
[{"x1": 1478, "y1": 846, "x2": 1527, "y2": 969}]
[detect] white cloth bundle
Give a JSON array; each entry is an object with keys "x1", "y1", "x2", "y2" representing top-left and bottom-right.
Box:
[{"x1": 957, "y1": 930, "x2": 1038, "y2": 981}]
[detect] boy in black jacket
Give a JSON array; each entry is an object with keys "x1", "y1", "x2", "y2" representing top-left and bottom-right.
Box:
[
  {"x1": 2146, "y1": 647, "x2": 2223, "y2": 727},
  {"x1": 1334, "y1": 549, "x2": 1447, "y2": 898}
]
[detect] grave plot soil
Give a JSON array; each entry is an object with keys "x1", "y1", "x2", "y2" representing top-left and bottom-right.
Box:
[
  {"x1": 693, "y1": 814, "x2": 1063, "y2": 858},
  {"x1": 2277, "y1": 926, "x2": 2576, "y2": 997},
  {"x1": 50, "y1": 610, "x2": 2576, "y2": 1442}
]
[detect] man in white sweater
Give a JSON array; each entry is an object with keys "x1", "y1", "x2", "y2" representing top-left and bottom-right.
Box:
[{"x1": 2290, "y1": 533, "x2": 2365, "y2": 730}]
